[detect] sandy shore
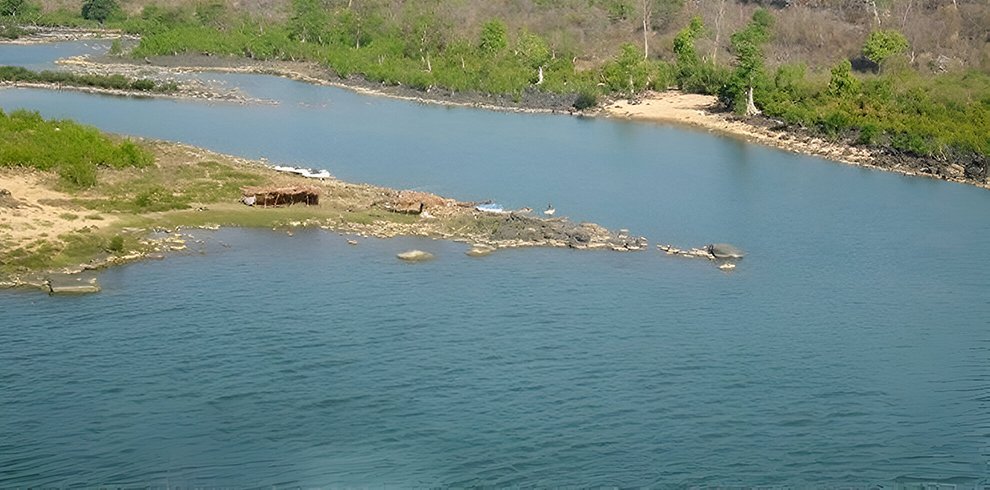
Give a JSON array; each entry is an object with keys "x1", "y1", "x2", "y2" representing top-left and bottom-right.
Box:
[{"x1": 603, "y1": 91, "x2": 878, "y2": 166}]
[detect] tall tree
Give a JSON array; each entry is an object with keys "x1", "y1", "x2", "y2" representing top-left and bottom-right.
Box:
[
  {"x1": 81, "y1": 0, "x2": 118, "y2": 23},
  {"x1": 0, "y1": 0, "x2": 26, "y2": 18},
  {"x1": 728, "y1": 8, "x2": 773, "y2": 116},
  {"x1": 640, "y1": 0, "x2": 653, "y2": 59},
  {"x1": 288, "y1": 0, "x2": 329, "y2": 44}
]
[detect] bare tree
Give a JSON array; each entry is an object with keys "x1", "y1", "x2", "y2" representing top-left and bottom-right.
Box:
[
  {"x1": 711, "y1": 0, "x2": 727, "y2": 63},
  {"x1": 641, "y1": 0, "x2": 653, "y2": 59}
]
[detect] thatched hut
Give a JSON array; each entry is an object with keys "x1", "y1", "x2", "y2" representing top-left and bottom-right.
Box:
[{"x1": 241, "y1": 185, "x2": 320, "y2": 207}]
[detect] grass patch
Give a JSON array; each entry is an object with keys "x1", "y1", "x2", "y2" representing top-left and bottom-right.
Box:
[{"x1": 0, "y1": 109, "x2": 154, "y2": 188}]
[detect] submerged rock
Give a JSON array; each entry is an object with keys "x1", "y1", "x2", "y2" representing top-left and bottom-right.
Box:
[
  {"x1": 397, "y1": 249, "x2": 434, "y2": 262},
  {"x1": 466, "y1": 244, "x2": 496, "y2": 257},
  {"x1": 706, "y1": 243, "x2": 745, "y2": 259},
  {"x1": 47, "y1": 272, "x2": 101, "y2": 294}
]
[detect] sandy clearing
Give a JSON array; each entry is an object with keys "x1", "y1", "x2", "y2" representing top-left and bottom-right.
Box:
[{"x1": 0, "y1": 171, "x2": 114, "y2": 249}]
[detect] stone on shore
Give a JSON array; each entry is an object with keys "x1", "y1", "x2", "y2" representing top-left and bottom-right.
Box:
[{"x1": 397, "y1": 249, "x2": 434, "y2": 261}]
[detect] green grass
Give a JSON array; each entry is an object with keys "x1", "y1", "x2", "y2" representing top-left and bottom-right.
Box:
[
  {"x1": 76, "y1": 159, "x2": 265, "y2": 213},
  {"x1": 0, "y1": 109, "x2": 154, "y2": 188}
]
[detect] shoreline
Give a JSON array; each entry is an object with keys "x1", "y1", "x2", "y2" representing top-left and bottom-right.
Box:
[
  {"x1": 0, "y1": 141, "x2": 651, "y2": 294},
  {"x1": 3, "y1": 27, "x2": 987, "y2": 189},
  {"x1": 58, "y1": 51, "x2": 990, "y2": 190}
]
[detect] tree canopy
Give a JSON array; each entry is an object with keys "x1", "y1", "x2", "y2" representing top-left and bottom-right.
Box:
[
  {"x1": 81, "y1": 0, "x2": 119, "y2": 23},
  {"x1": 862, "y1": 29, "x2": 909, "y2": 66}
]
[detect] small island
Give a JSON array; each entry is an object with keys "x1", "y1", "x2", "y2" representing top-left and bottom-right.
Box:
[{"x1": 0, "y1": 109, "x2": 651, "y2": 293}]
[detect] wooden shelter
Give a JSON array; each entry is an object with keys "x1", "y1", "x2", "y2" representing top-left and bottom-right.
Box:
[{"x1": 241, "y1": 185, "x2": 320, "y2": 207}]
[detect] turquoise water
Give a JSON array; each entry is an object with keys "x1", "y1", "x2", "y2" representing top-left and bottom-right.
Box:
[{"x1": 1, "y1": 43, "x2": 989, "y2": 487}]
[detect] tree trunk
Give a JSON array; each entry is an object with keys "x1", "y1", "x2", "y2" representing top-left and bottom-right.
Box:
[
  {"x1": 425, "y1": 52, "x2": 432, "y2": 72},
  {"x1": 712, "y1": 0, "x2": 726, "y2": 63},
  {"x1": 536, "y1": 65, "x2": 544, "y2": 85},
  {"x1": 641, "y1": 0, "x2": 652, "y2": 59},
  {"x1": 642, "y1": 16, "x2": 649, "y2": 59},
  {"x1": 868, "y1": 0, "x2": 881, "y2": 26},
  {"x1": 745, "y1": 86, "x2": 760, "y2": 116}
]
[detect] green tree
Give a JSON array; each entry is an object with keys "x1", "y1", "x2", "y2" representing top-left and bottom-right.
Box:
[
  {"x1": 862, "y1": 29, "x2": 909, "y2": 66},
  {"x1": 288, "y1": 0, "x2": 329, "y2": 44},
  {"x1": 828, "y1": 59, "x2": 860, "y2": 97},
  {"x1": 479, "y1": 19, "x2": 507, "y2": 55},
  {"x1": 725, "y1": 8, "x2": 773, "y2": 115},
  {"x1": 81, "y1": 0, "x2": 119, "y2": 23},
  {"x1": 673, "y1": 16, "x2": 703, "y2": 87},
  {"x1": 1, "y1": 0, "x2": 27, "y2": 17},
  {"x1": 601, "y1": 43, "x2": 668, "y2": 93}
]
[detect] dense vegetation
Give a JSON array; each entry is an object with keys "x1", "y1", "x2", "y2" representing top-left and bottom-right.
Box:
[
  {"x1": 0, "y1": 65, "x2": 178, "y2": 92},
  {"x1": 0, "y1": 109, "x2": 152, "y2": 187},
  {"x1": 2, "y1": 0, "x2": 988, "y2": 165}
]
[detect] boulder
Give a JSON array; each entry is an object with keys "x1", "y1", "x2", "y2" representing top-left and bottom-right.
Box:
[
  {"x1": 47, "y1": 273, "x2": 101, "y2": 294},
  {"x1": 397, "y1": 249, "x2": 434, "y2": 262},
  {"x1": 466, "y1": 244, "x2": 496, "y2": 257},
  {"x1": 706, "y1": 243, "x2": 745, "y2": 259}
]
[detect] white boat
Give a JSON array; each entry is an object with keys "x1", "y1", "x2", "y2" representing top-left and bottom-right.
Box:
[
  {"x1": 475, "y1": 203, "x2": 506, "y2": 214},
  {"x1": 272, "y1": 165, "x2": 331, "y2": 179}
]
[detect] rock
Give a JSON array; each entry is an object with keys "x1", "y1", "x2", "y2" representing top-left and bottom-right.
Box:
[
  {"x1": 706, "y1": 243, "x2": 745, "y2": 259},
  {"x1": 466, "y1": 244, "x2": 496, "y2": 257},
  {"x1": 397, "y1": 249, "x2": 434, "y2": 261},
  {"x1": 47, "y1": 273, "x2": 101, "y2": 294}
]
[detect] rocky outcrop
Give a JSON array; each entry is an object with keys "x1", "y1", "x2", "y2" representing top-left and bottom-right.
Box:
[
  {"x1": 397, "y1": 249, "x2": 434, "y2": 261},
  {"x1": 478, "y1": 213, "x2": 648, "y2": 251}
]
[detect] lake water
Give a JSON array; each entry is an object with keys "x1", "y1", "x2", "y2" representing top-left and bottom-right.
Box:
[{"x1": 1, "y1": 42, "x2": 988, "y2": 487}]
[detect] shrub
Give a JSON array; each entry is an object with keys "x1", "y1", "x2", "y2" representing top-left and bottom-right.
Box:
[
  {"x1": 106, "y1": 234, "x2": 124, "y2": 253},
  {"x1": 573, "y1": 90, "x2": 598, "y2": 110},
  {"x1": 479, "y1": 19, "x2": 508, "y2": 55},
  {"x1": 863, "y1": 30, "x2": 909, "y2": 66},
  {"x1": 81, "y1": 0, "x2": 118, "y2": 23},
  {"x1": 57, "y1": 161, "x2": 97, "y2": 188}
]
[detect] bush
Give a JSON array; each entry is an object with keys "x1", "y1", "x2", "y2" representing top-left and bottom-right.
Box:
[
  {"x1": 863, "y1": 29, "x2": 909, "y2": 66},
  {"x1": 479, "y1": 19, "x2": 508, "y2": 55},
  {"x1": 58, "y1": 160, "x2": 98, "y2": 188},
  {"x1": 81, "y1": 0, "x2": 118, "y2": 23},
  {"x1": 573, "y1": 89, "x2": 598, "y2": 110},
  {"x1": 0, "y1": 24, "x2": 25, "y2": 39},
  {"x1": 106, "y1": 234, "x2": 124, "y2": 253}
]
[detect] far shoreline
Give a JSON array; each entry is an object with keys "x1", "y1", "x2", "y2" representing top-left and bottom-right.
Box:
[{"x1": 3, "y1": 27, "x2": 987, "y2": 191}]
